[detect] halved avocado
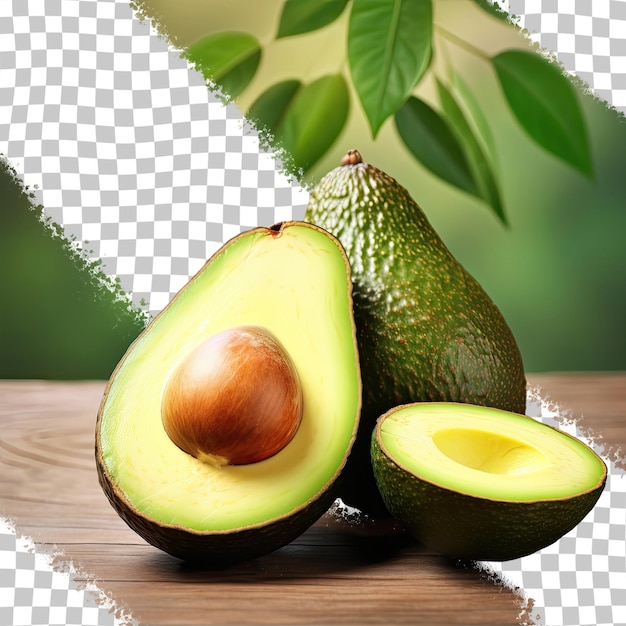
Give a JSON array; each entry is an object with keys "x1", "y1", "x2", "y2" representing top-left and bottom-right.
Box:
[
  {"x1": 371, "y1": 403, "x2": 606, "y2": 562},
  {"x1": 96, "y1": 221, "x2": 361, "y2": 564}
]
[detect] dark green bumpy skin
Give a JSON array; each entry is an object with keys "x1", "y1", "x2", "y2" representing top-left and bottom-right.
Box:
[{"x1": 305, "y1": 153, "x2": 527, "y2": 515}]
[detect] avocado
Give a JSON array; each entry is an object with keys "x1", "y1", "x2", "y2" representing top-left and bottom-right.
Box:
[
  {"x1": 371, "y1": 402, "x2": 606, "y2": 561},
  {"x1": 95, "y1": 221, "x2": 361, "y2": 563},
  {"x1": 305, "y1": 150, "x2": 526, "y2": 514}
]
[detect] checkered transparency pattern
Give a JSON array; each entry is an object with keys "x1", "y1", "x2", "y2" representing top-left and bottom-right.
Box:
[
  {"x1": 485, "y1": 390, "x2": 626, "y2": 626},
  {"x1": 0, "y1": 518, "x2": 134, "y2": 626},
  {"x1": 0, "y1": 0, "x2": 308, "y2": 316},
  {"x1": 508, "y1": 0, "x2": 626, "y2": 110},
  {"x1": 1, "y1": 1, "x2": 626, "y2": 626}
]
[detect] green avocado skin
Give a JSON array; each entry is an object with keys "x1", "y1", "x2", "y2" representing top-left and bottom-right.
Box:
[
  {"x1": 305, "y1": 160, "x2": 527, "y2": 513},
  {"x1": 371, "y1": 431, "x2": 606, "y2": 562},
  {"x1": 96, "y1": 451, "x2": 340, "y2": 564}
]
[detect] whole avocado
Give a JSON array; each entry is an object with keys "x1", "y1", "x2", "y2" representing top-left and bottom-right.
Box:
[{"x1": 305, "y1": 150, "x2": 527, "y2": 515}]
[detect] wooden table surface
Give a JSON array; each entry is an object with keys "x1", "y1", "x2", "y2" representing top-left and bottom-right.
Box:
[{"x1": 0, "y1": 375, "x2": 624, "y2": 626}]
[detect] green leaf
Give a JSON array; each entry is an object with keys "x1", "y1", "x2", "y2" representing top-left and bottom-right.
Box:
[
  {"x1": 436, "y1": 79, "x2": 507, "y2": 225},
  {"x1": 395, "y1": 96, "x2": 478, "y2": 196},
  {"x1": 471, "y1": 0, "x2": 514, "y2": 22},
  {"x1": 248, "y1": 80, "x2": 302, "y2": 132},
  {"x1": 273, "y1": 74, "x2": 350, "y2": 174},
  {"x1": 277, "y1": 0, "x2": 349, "y2": 38},
  {"x1": 449, "y1": 70, "x2": 498, "y2": 165},
  {"x1": 492, "y1": 49, "x2": 593, "y2": 177},
  {"x1": 184, "y1": 31, "x2": 261, "y2": 101},
  {"x1": 348, "y1": 0, "x2": 433, "y2": 137}
]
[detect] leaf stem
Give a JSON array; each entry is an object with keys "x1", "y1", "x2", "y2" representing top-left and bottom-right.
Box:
[{"x1": 434, "y1": 25, "x2": 491, "y2": 61}]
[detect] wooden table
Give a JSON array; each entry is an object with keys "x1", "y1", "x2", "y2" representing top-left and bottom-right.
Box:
[{"x1": 1, "y1": 375, "x2": 624, "y2": 625}]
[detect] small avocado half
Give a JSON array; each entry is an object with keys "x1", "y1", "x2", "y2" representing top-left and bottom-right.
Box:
[
  {"x1": 371, "y1": 402, "x2": 606, "y2": 562},
  {"x1": 95, "y1": 221, "x2": 361, "y2": 564}
]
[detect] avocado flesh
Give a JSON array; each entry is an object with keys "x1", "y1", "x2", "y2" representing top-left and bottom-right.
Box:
[
  {"x1": 372, "y1": 403, "x2": 606, "y2": 561},
  {"x1": 305, "y1": 155, "x2": 527, "y2": 514},
  {"x1": 96, "y1": 222, "x2": 360, "y2": 561}
]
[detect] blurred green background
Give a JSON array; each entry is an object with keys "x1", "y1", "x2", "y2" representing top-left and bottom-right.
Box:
[
  {"x1": 0, "y1": 158, "x2": 147, "y2": 380},
  {"x1": 1, "y1": 0, "x2": 625, "y2": 379}
]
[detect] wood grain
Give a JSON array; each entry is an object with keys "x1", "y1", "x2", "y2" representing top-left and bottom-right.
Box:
[
  {"x1": 1, "y1": 376, "x2": 624, "y2": 625},
  {"x1": 527, "y1": 372, "x2": 626, "y2": 466}
]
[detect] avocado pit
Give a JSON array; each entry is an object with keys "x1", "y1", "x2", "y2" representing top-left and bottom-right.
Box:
[{"x1": 161, "y1": 325, "x2": 303, "y2": 467}]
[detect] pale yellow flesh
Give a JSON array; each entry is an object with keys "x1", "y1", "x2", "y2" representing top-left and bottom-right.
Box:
[
  {"x1": 380, "y1": 404, "x2": 604, "y2": 501},
  {"x1": 99, "y1": 225, "x2": 359, "y2": 531}
]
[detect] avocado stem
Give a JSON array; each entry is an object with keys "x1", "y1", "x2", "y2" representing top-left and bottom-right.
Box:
[
  {"x1": 268, "y1": 222, "x2": 285, "y2": 237},
  {"x1": 341, "y1": 150, "x2": 363, "y2": 166}
]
